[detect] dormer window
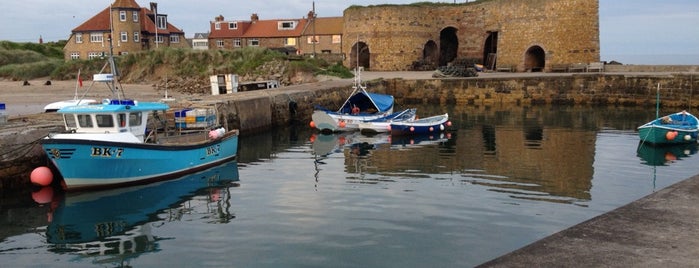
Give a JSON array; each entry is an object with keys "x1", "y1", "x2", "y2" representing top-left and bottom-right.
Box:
[
  {"x1": 278, "y1": 21, "x2": 295, "y2": 30},
  {"x1": 156, "y1": 15, "x2": 167, "y2": 30},
  {"x1": 228, "y1": 22, "x2": 238, "y2": 29},
  {"x1": 215, "y1": 22, "x2": 221, "y2": 30}
]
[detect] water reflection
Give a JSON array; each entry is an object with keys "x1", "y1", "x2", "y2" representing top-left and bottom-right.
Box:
[
  {"x1": 44, "y1": 160, "x2": 239, "y2": 262},
  {"x1": 636, "y1": 142, "x2": 698, "y2": 166}
]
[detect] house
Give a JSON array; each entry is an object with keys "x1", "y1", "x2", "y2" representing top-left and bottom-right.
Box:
[
  {"x1": 298, "y1": 13, "x2": 343, "y2": 58},
  {"x1": 63, "y1": 0, "x2": 188, "y2": 61},
  {"x1": 208, "y1": 13, "x2": 307, "y2": 53},
  {"x1": 191, "y1": 32, "x2": 209, "y2": 50}
]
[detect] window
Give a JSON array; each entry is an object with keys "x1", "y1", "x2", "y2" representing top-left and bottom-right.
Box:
[
  {"x1": 64, "y1": 115, "x2": 77, "y2": 128},
  {"x1": 120, "y1": 11, "x2": 126, "y2": 21},
  {"x1": 249, "y1": 38, "x2": 259, "y2": 46},
  {"x1": 96, "y1": 114, "x2": 114, "y2": 128},
  {"x1": 216, "y1": 39, "x2": 224, "y2": 48},
  {"x1": 120, "y1": 31, "x2": 128, "y2": 42},
  {"x1": 133, "y1": 11, "x2": 139, "y2": 22},
  {"x1": 88, "y1": 52, "x2": 101, "y2": 59},
  {"x1": 156, "y1": 15, "x2": 167, "y2": 30},
  {"x1": 215, "y1": 22, "x2": 221, "y2": 30},
  {"x1": 77, "y1": 114, "x2": 93, "y2": 128},
  {"x1": 133, "y1": 31, "x2": 139, "y2": 42},
  {"x1": 170, "y1": 35, "x2": 180, "y2": 43},
  {"x1": 75, "y1": 33, "x2": 83, "y2": 43},
  {"x1": 285, "y1": 38, "x2": 296, "y2": 46},
  {"x1": 228, "y1": 22, "x2": 237, "y2": 29},
  {"x1": 155, "y1": 35, "x2": 164, "y2": 43},
  {"x1": 332, "y1": 35, "x2": 341, "y2": 44},
  {"x1": 307, "y1": 36, "x2": 319, "y2": 44},
  {"x1": 278, "y1": 21, "x2": 295, "y2": 30},
  {"x1": 118, "y1": 114, "x2": 127, "y2": 127},
  {"x1": 90, "y1": 33, "x2": 103, "y2": 43},
  {"x1": 129, "y1": 112, "x2": 142, "y2": 126},
  {"x1": 234, "y1": 38, "x2": 241, "y2": 47},
  {"x1": 70, "y1": 52, "x2": 80, "y2": 60}
]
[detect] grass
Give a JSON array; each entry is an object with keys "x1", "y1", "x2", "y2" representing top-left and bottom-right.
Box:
[{"x1": 0, "y1": 41, "x2": 352, "y2": 82}]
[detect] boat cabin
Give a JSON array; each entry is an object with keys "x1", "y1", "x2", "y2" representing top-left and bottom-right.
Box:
[{"x1": 58, "y1": 99, "x2": 169, "y2": 142}]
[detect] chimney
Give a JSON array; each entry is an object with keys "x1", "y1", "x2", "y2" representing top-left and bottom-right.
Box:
[
  {"x1": 215, "y1": 15, "x2": 224, "y2": 22},
  {"x1": 150, "y1": 2, "x2": 158, "y2": 14},
  {"x1": 251, "y1": 13, "x2": 259, "y2": 22},
  {"x1": 39, "y1": 35, "x2": 43, "y2": 44}
]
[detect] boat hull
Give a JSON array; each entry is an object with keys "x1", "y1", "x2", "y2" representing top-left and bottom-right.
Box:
[
  {"x1": 390, "y1": 113, "x2": 450, "y2": 135},
  {"x1": 312, "y1": 110, "x2": 391, "y2": 132},
  {"x1": 40, "y1": 132, "x2": 238, "y2": 191},
  {"x1": 638, "y1": 125, "x2": 697, "y2": 144}
]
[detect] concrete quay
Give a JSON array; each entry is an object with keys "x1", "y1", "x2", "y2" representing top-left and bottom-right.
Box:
[{"x1": 478, "y1": 173, "x2": 699, "y2": 267}]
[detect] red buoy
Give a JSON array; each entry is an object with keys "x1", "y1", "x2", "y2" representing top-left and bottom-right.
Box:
[{"x1": 30, "y1": 166, "x2": 53, "y2": 186}]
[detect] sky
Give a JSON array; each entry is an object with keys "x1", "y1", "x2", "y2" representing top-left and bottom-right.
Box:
[{"x1": 1, "y1": 0, "x2": 697, "y2": 65}]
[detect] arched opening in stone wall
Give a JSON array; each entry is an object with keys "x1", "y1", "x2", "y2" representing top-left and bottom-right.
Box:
[
  {"x1": 438, "y1": 27, "x2": 458, "y2": 66},
  {"x1": 524, "y1": 46, "x2": 546, "y2": 72},
  {"x1": 422, "y1": 40, "x2": 438, "y2": 69},
  {"x1": 482, "y1": 32, "x2": 498, "y2": 70},
  {"x1": 350, "y1": 42, "x2": 371, "y2": 70}
]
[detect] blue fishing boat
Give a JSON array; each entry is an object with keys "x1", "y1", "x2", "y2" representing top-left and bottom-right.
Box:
[
  {"x1": 45, "y1": 160, "x2": 238, "y2": 250},
  {"x1": 311, "y1": 68, "x2": 394, "y2": 132},
  {"x1": 39, "y1": 37, "x2": 238, "y2": 191},
  {"x1": 357, "y1": 108, "x2": 417, "y2": 133},
  {"x1": 390, "y1": 113, "x2": 451, "y2": 135}
]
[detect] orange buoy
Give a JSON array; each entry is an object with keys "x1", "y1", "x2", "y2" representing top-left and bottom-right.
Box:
[
  {"x1": 410, "y1": 126, "x2": 415, "y2": 132},
  {"x1": 30, "y1": 166, "x2": 53, "y2": 186},
  {"x1": 309, "y1": 121, "x2": 315, "y2": 128},
  {"x1": 446, "y1": 121, "x2": 452, "y2": 127},
  {"x1": 339, "y1": 121, "x2": 346, "y2": 128},
  {"x1": 666, "y1": 131, "x2": 678, "y2": 140},
  {"x1": 429, "y1": 126, "x2": 434, "y2": 132},
  {"x1": 31, "y1": 186, "x2": 54, "y2": 204}
]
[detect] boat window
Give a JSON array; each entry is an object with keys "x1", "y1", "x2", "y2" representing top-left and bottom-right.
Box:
[
  {"x1": 129, "y1": 112, "x2": 142, "y2": 126},
  {"x1": 118, "y1": 113, "x2": 127, "y2": 127},
  {"x1": 96, "y1": 114, "x2": 114, "y2": 128},
  {"x1": 64, "y1": 114, "x2": 77, "y2": 128},
  {"x1": 77, "y1": 114, "x2": 93, "y2": 128}
]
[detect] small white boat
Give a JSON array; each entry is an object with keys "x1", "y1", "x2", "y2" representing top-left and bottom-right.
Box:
[
  {"x1": 44, "y1": 69, "x2": 97, "y2": 112},
  {"x1": 358, "y1": 108, "x2": 417, "y2": 133},
  {"x1": 390, "y1": 113, "x2": 451, "y2": 135}
]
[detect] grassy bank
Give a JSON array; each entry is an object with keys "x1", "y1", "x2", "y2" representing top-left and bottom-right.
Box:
[{"x1": 0, "y1": 41, "x2": 353, "y2": 83}]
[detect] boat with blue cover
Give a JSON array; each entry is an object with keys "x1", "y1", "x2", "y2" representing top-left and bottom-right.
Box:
[
  {"x1": 39, "y1": 37, "x2": 238, "y2": 191},
  {"x1": 311, "y1": 68, "x2": 394, "y2": 132}
]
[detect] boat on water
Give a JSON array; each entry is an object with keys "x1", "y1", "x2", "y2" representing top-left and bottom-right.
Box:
[
  {"x1": 358, "y1": 108, "x2": 417, "y2": 134},
  {"x1": 44, "y1": 69, "x2": 98, "y2": 112},
  {"x1": 39, "y1": 38, "x2": 239, "y2": 191},
  {"x1": 637, "y1": 84, "x2": 699, "y2": 145},
  {"x1": 637, "y1": 111, "x2": 699, "y2": 145},
  {"x1": 311, "y1": 68, "x2": 394, "y2": 132},
  {"x1": 390, "y1": 113, "x2": 451, "y2": 135},
  {"x1": 45, "y1": 160, "x2": 238, "y2": 252}
]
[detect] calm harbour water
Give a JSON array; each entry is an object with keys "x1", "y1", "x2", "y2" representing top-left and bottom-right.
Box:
[{"x1": 2, "y1": 104, "x2": 699, "y2": 267}]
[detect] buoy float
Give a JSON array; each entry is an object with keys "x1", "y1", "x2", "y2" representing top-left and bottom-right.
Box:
[
  {"x1": 446, "y1": 121, "x2": 452, "y2": 127},
  {"x1": 31, "y1": 186, "x2": 54, "y2": 204},
  {"x1": 410, "y1": 126, "x2": 415, "y2": 132},
  {"x1": 440, "y1": 124, "x2": 445, "y2": 131},
  {"x1": 386, "y1": 124, "x2": 391, "y2": 131},
  {"x1": 309, "y1": 121, "x2": 315, "y2": 128},
  {"x1": 30, "y1": 166, "x2": 53, "y2": 186},
  {"x1": 429, "y1": 126, "x2": 434, "y2": 132},
  {"x1": 339, "y1": 121, "x2": 346, "y2": 128},
  {"x1": 684, "y1": 134, "x2": 691, "y2": 141},
  {"x1": 666, "y1": 131, "x2": 677, "y2": 141}
]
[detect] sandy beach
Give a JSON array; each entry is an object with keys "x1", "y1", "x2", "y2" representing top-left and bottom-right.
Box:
[{"x1": 0, "y1": 78, "x2": 178, "y2": 117}]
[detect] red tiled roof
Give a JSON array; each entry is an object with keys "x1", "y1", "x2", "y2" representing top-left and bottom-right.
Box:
[
  {"x1": 111, "y1": 0, "x2": 140, "y2": 9},
  {"x1": 71, "y1": 2, "x2": 183, "y2": 34},
  {"x1": 209, "y1": 17, "x2": 309, "y2": 39},
  {"x1": 301, "y1": 17, "x2": 343, "y2": 35},
  {"x1": 72, "y1": 7, "x2": 111, "y2": 32}
]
